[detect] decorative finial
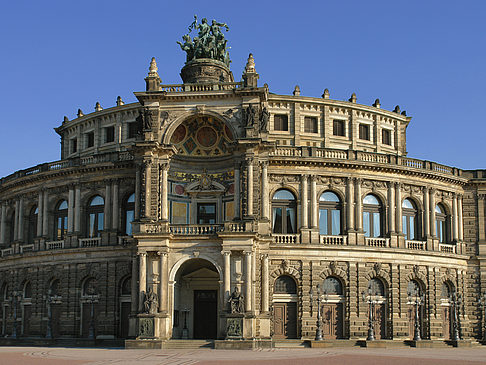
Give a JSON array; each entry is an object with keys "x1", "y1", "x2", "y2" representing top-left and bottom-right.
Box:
[
  {"x1": 245, "y1": 53, "x2": 256, "y2": 73},
  {"x1": 293, "y1": 85, "x2": 300, "y2": 96},
  {"x1": 393, "y1": 105, "x2": 401, "y2": 114},
  {"x1": 63, "y1": 116, "x2": 69, "y2": 123},
  {"x1": 349, "y1": 93, "x2": 357, "y2": 103},
  {"x1": 77, "y1": 109, "x2": 84, "y2": 117},
  {"x1": 322, "y1": 89, "x2": 330, "y2": 99},
  {"x1": 116, "y1": 96, "x2": 124, "y2": 106},
  {"x1": 95, "y1": 102, "x2": 103, "y2": 112},
  {"x1": 148, "y1": 57, "x2": 158, "y2": 76},
  {"x1": 401, "y1": 110, "x2": 407, "y2": 116},
  {"x1": 373, "y1": 99, "x2": 381, "y2": 108}
]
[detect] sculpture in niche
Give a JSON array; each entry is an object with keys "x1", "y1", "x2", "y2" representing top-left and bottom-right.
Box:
[
  {"x1": 245, "y1": 105, "x2": 257, "y2": 127},
  {"x1": 143, "y1": 287, "x2": 158, "y2": 314},
  {"x1": 228, "y1": 286, "x2": 244, "y2": 313},
  {"x1": 259, "y1": 106, "x2": 269, "y2": 132}
]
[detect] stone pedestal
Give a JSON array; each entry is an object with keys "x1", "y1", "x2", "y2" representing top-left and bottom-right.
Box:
[
  {"x1": 137, "y1": 315, "x2": 155, "y2": 339},
  {"x1": 225, "y1": 314, "x2": 244, "y2": 339},
  {"x1": 180, "y1": 59, "x2": 234, "y2": 84}
]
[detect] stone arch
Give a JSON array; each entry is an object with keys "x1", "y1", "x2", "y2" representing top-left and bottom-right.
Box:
[
  {"x1": 319, "y1": 268, "x2": 349, "y2": 287},
  {"x1": 317, "y1": 188, "x2": 345, "y2": 204},
  {"x1": 402, "y1": 195, "x2": 424, "y2": 212},
  {"x1": 270, "y1": 266, "x2": 301, "y2": 281},
  {"x1": 363, "y1": 266, "x2": 391, "y2": 288},
  {"x1": 361, "y1": 190, "x2": 387, "y2": 207},
  {"x1": 405, "y1": 271, "x2": 427, "y2": 287},
  {"x1": 270, "y1": 186, "x2": 299, "y2": 201},
  {"x1": 169, "y1": 254, "x2": 222, "y2": 282}
]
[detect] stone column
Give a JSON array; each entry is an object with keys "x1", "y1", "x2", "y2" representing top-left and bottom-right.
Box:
[
  {"x1": 13, "y1": 200, "x2": 19, "y2": 241},
  {"x1": 452, "y1": 194, "x2": 459, "y2": 241},
  {"x1": 430, "y1": 189, "x2": 436, "y2": 237},
  {"x1": 131, "y1": 255, "x2": 138, "y2": 313},
  {"x1": 423, "y1": 187, "x2": 430, "y2": 237},
  {"x1": 144, "y1": 162, "x2": 152, "y2": 219},
  {"x1": 262, "y1": 254, "x2": 269, "y2": 313},
  {"x1": 74, "y1": 186, "x2": 81, "y2": 233},
  {"x1": 388, "y1": 182, "x2": 395, "y2": 233},
  {"x1": 42, "y1": 191, "x2": 48, "y2": 237},
  {"x1": 135, "y1": 167, "x2": 141, "y2": 220},
  {"x1": 247, "y1": 159, "x2": 253, "y2": 216},
  {"x1": 159, "y1": 251, "x2": 168, "y2": 313},
  {"x1": 234, "y1": 166, "x2": 241, "y2": 219},
  {"x1": 161, "y1": 163, "x2": 169, "y2": 221},
  {"x1": 223, "y1": 251, "x2": 231, "y2": 302},
  {"x1": 37, "y1": 192, "x2": 43, "y2": 237},
  {"x1": 138, "y1": 252, "x2": 147, "y2": 312},
  {"x1": 458, "y1": 195, "x2": 464, "y2": 241},
  {"x1": 346, "y1": 177, "x2": 354, "y2": 231},
  {"x1": 301, "y1": 175, "x2": 308, "y2": 228},
  {"x1": 245, "y1": 251, "x2": 252, "y2": 312},
  {"x1": 112, "y1": 180, "x2": 119, "y2": 230},
  {"x1": 261, "y1": 162, "x2": 269, "y2": 220},
  {"x1": 0, "y1": 203, "x2": 6, "y2": 244},
  {"x1": 68, "y1": 186, "x2": 74, "y2": 233},
  {"x1": 395, "y1": 183, "x2": 402, "y2": 234},
  {"x1": 104, "y1": 182, "x2": 111, "y2": 230},
  {"x1": 18, "y1": 198, "x2": 24, "y2": 241},
  {"x1": 310, "y1": 176, "x2": 318, "y2": 228},
  {"x1": 355, "y1": 179, "x2": 363, "y2": 231}
]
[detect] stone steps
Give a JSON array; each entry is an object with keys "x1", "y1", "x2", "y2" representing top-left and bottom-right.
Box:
[
  {"x1": 163, "y1": 340, "x2": 214, "y2": 349},
  {"x1": 273, "y1": 339, "x2": 309, "y2": 348}
]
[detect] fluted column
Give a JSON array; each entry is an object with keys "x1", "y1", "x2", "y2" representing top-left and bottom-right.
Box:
[
  {"x1": 423, "y1": 187, "x2": 430, "y2": 237},
  {"x1": 112, "y1": 180, "x2": 119, "y2": 230},
  {"x1": 247, "y1": 159, "x2": 253, "y2": 216},
  {"x1": 234, "y1": 166, "x2": 241, "y2": 219},
  {"x1": 138, "y1": 252, "x2": 147, "y2": 312},
  {"x1": 452, "y1": 194, "x2": 459, "y2": 241},
  {"x1": 261, "y1": 162, "x2": 269, "y2": 220},
  {"x1": 0, "y1": 203, "x2": 6, "y2": 244},
  {"x1": 144, "y1": 161, "x2": 152, "y2": 219},
  {"x1": 310, "y1": 176, "x2": 318, "y2": 228},
  {"x1": 135, "y1": 167, "x2": 141, "y2": 220},
  {"x1": 301, "y1": 175, "x2": 308, "y2": 228},
  {"x1": 346, "y1": 177, "x2": 354, "y2": 231},
  {"x1": 223, "y1": 251, "x2": 231, "y2": 301},
  {"x1": 104, "y1": 182, "x2": 111, "y2": 230},
  {"x1": 68, "y1": 186, "x2": 74, "y2": 233},
  {"x1": 159, "y1": 251, "x2": 168, "y2": 312},
  {"x1": 355, "y1": 179, "x2": 362, "y2": 231},
  {"x1": 37, "y1": 192, "x2": 43, "y2": 237},
  {"x1": 387, "y1": 182, "x2": 395, "y2": 233},
  {"x1": 74, "y1": 186, "x2": 81, "y2": 232},
  {"x1": 42, "y1": 191, "x2": 48, "y2": 237},
  {"x1": 161, "y1": 163, "x2": 169, "y2": 221},
  {"x1": 395, "y1": 183, "x2": 402, "y2": 234},
  {"x1": 131, "y1": 255, "x2": 138, "y2": 314},
  {"x1": 458, "y1": 194, "x2": 464, "y2": 241},
  {"x1": 262, "y1": 254, "x2": 269, "y2": 312},
  {"x1": 430, "y1": 189, "x2": 436, "y2": 237},
  {"x1": 13, "y1": 199, "x2": 19, "y2": 241},
  {"x1": 245, "y1": 251, "x2": 252, "y2": 312}
]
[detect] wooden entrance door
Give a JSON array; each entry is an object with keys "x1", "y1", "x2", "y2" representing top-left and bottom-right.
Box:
[
  {"x1": 23, "y1": 305, "x2": 31, "y2": 336},
  {"x1": 442, "y1": 306, "x2": 451, "y2": 340},
  {"x1": 273, "y1": 302, "x2": 297, "y2": 339},
  {"x1": 81, "y1": 303, "x2": 98, "y2": 338},
  {"x1": 322, "y1": 303, "x2": 344, "y2": 339},
  {"x1": 193, "y1": 290, "x2": 217, "y2": 339},
  {"x1": 372, "y1": 303, "x2": 386, "y2": 339},
  {"x1": 51, "y1": 304, "x2": 61, "y2": 338},
  {"x1": 120, "y1": 302, "x2": 131, "y2": 339}
]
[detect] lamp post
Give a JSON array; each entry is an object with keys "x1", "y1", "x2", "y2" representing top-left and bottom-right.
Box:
[
  {"x1": 181, "y1": 308, "x2": 190, "y2": 339},
  {"x1": 407, "y1": 288, "x2": 424, "y2": 341},
  {"x1": 478, "y1": 291, "x2": 486, "y2": 343},
  {"x1": 450, "y1": 290, "x2": 462, "y2": 341},
  {"x1": 362, "y1": 286, "x2": 377, "y2": 341},
  {"x1": 310, "y1": 284, "x2": 324, "y2": 341},
  {"x1": 45, "y1": 291, "x2": 62, "y2": 339},
  {"x1": 85, "y1": 294, "x2": 100, "y2": 340},
  {"x1": 10, "y1": 291, "x2": 22, "y2": 339}
]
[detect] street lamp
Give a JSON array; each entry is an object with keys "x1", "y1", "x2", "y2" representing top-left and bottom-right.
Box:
[
  {"x1": 45, "y1": 291, "x2": 62, "y2": 339},
  {"x1": 362, "y1": 286, "x2": 377, "y2": 341},
  {"x1": 407, "y1": 287, "x2": 424, "y2": 341},
  {"x1": 9, "y1": 291, "x2": 22, "y2": 339},
  {"x1": 449, "y1": 290, "x2": 462, "y2": 341},
  {"x1": 478, "y1": 291, "x2": 486, "y2": 343},
  {"x1": 310, "y1": 284, "x2": 323, "y2": 341},
  {"x1": 181, "y1": 308, "x2": 190, "y2": 339},
  {"x1": 85, "y1": 294, "x2": 100, "y2": 340}
]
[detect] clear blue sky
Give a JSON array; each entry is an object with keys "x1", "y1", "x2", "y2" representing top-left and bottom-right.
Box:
[{"x1": 0, "y1": 1, "x2": 485, "y2": 178}]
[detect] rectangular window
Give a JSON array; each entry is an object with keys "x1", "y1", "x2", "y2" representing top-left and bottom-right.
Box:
[
  {"x1": 274, "y1": 114, "x2": 288, "y2": 131},
  {"x1": 363, "y1": 212, "x2": 370, "y2": 237},
  {"x1": 304, "y1": 116, "x2": 318, "y2": 133},
  {"x1": 333, "y1": 120, "x2": 345, "y2": 136},
  {"x1": 359, "y1": 124, "x2": 370, "y2": 141},
  {"x1": 319, "y1": 209, "x2": 328, "y2": 235},
  {"x1": 71, "y1": 138, "x2": 77, "y2": 154},
  {"x1": 128, "y1": 122, "x2": 138, "y2": 139},
  {"x1": 105, "y1": 126, "x2": 115, "y2": 143},
  {"x1": 197, "y1": 203, "x2": 216, "y2": 224},
  {"x1": 86, "y1": 132, "x2": 94, "y2": 148},
  {"x1": 382, "y1": 129, "x2": 391, "y2": 145},
  {"x1": 331, "y1": 210, "x2": 340, "y2": 235}
]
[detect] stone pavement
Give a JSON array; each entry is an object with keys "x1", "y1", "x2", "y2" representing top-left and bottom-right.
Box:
[{"x1": 1, "y1": 347, "x2": 486, "y2": 365}]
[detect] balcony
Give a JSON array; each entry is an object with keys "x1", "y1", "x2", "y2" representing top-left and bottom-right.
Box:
[
  {"x1": 406, "y1": 240, "x2": 426, "y2": 250},
  {"x1": 439, "y1": 243, "x2": 456, "y2": 254},
  {"x1": 365, "y1": 237, "x2": 390, "y2": 248},
  {"x1": 46, "y1": 240, "x2": 65, "y2": 250},
  {"x1": 79, "y1": 237, "x2": 101, "y2": 248},
  {"x1": 273, "y1": 234, "x2": 300, "y2": 244},
  {"x1": 169, "y1": 224, "x2": 223, "y2": 235},
  {"x1": 320, "y1": 235, "x2": 347, "y2": 245},
  {"x1": 20, "y1": 244, "x2": 34, "y2": 253}
]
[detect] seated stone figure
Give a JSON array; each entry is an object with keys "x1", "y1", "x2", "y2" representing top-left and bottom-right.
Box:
[{"x1": 228, "y1": 286, "x2": 244, "y2": 314}]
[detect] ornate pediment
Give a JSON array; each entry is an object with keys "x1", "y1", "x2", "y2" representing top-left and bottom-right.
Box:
[{"x1": 185, "y1": 170, "x2": 226, "y2": 195}]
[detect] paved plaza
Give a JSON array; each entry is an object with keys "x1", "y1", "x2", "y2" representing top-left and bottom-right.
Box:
[{"x1": 1, "y1": 347, "x2": 486, "y2": 365}]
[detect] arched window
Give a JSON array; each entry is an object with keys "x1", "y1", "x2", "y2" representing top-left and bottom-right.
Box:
[
  {"x1": 272, "y1": 189, "x2": 296, "y2": 234},
  {"x1": 274, "y1": 275, "x2": 297, "y2": 294},
  {"x1": 319, "y1": 191, "x2": 342, "y2": 235},
  {"x1": 1, "y1": 284, "x2": 7, "y2": 301},
  {"x1": 407, "y1": 280, "x2": 423, "y2": 297},
  {"x1": 363, "y1": 194, "x2": 383, "y2": 238},
  {"x1": 82, "y1": 278, "x2": 98, "y2": 296},
  {"x1": 402, "y1": 199, "x2": 418, "y2": 240},
  {"x1": 87, "y1": 196, "x2": 104, "y2": 238},
  {"x1": 23, "y1": 281, "x2": 32, "y2": 299},
  {"x1": 368, "y1": 278, "x2": 385, "y2": 297},
  {"x1": 121, "y1": 277, "x2": 131, "y2": 296},
  {"x1": 54, "y1": 201, "x2": 68, "y2": 240},
  {"x1": 323, "y1": 276, "x2": 343, "y2": 295},
  {"x1": 441, "y1": 281, "x2": 453, "y2": 299},
  {"x1": 49, "y1": 279, "x2": 60, "y2": 296},
  {"x1": 435, "y1": 204, "x2": 448, "y2": 243},
  {"x1": 123, "y1": 193, "x2": 135, "y2": 235},
  {"x1": 28, "y1": 206, "x2": 38, "y2": 243}
]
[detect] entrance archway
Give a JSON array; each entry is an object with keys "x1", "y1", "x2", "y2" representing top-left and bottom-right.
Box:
[{"x1": 173, "y1": 258, "x2": 220, "y2": 339}]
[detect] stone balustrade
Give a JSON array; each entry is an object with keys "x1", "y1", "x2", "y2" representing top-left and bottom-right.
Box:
[
  {"x1": 320, "y1": 235, "x2": 347, "y2": 245},
  {"x1": 406, "y1": 240, "x2": 426, "y2": 250},
  {"x1": 169, "y1": 224, "x2": 223, "y2": 235},
  {"x1": 365, "y1": 237, "x2": 390, "y2": 248},
  {"x1": 79, "y1": 237, "x2": 101, "y2": 248},
  {"x1": 20, "y1": 244, "x2": 34, "y2": 253},
  {"x1": 439, "y1": 243, "x2": 456, "y2": 254},
  {"x1": 159, "y1": 81, "x2": 243, "y2": 93},
  {"x1": 273, "y1": 234, "x2": 300, "y2": 244},
  {"x1": 46, "y1": 240, "x2": 65, "y2": 250}
]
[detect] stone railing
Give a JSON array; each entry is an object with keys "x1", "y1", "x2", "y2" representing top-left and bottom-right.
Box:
[
  {"x1": 1, "y1": 248, "x2": 13, "y2": 257},
  {"x1": 439, "y1": 243, "x2": 456, "y2": 254},
  {"x1": 365, "y1": 237, "x2": 390, "y2": 248},
  {"x1": 46, "y1": 240, "x2": 65, "y2": 250},
  {"x1": 406, "y1": 240, "x2": 426, "y2": 250},
  {"x1": 20, "y1": 244, "x2": 35, "y2": 253},
  {"x1": 159, "y1": 82, "x2": 243, "y2": 93},
  {"x1": 320, "y1": 235, "x2": 347, "y2": 245},
  {"x1": 0, "y1": 151, "x2": 134, "y2": 186},
  {"x1": 118, "y1": 236, "x2": 134, "y2": 245},
  {"x1": 273, "y1": 234, "x2": 300, "y2": 244},
  {"x1": 268, "y1": 147, "x2": 461, "y2": 177},
  {"x1": 169, "y1": 224, "x2": 223, "y2": 235},
  {"x1": 223, "y1": 222, "x2": 252, "y2": 233},
  {"x1": 79, "y1": 237, "x2": 101, "y2": 248}
]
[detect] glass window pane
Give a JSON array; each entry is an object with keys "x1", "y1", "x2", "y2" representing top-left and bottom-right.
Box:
[
  {"x1": 319, "y1": 209, "x2": 328, "y2": 235},
  {"x1": 286, "y1": 207, "x2": 295, "y2": 233},
  {"x1": 98, "y1": 213, "x2": 104, "y2": 234},
  {"x1": 435, "y1": 204, "x2": 444, "y2": 214},
  {"x1": 126, "y1": 210, "x2": 134, "y2": 235},
  {"x1": 320, "y1": 191, "x2": 340, "y2": 202},
  {"x1": 127, "y1": 193, "x2": 135, "y2": 203},
  {"x1": 363, "y1": 212, "x2": 370, "y2": 237},
  {"x1": 373, "y1": 212, "x2": 380, "y2": 237},
  {"x1": 402, "y1": 216, "x2": 407, "y2": 237},
  {"x1": 90, "y1": 196, "x2": 104, "y2": 206},
  {"x1": 58, "y1": 200, "x2": 68, "y2": 210},
  {"x1": 89, "y1": 213, "x2": 95, "y2": 237},
  {"x1": 363, "y1": 194, "x2": 380, "y2": 205},
  {"x1": 331, "y1": 209, "x2": 340, "y2": 235},
  {"x1": 410, "y1": 217, "x2": 415, "y2": 240},
  {"x1": 273, "y1": 208, "x2": 282, "y2": 233},
  {"x1": 402, "y1": 199, "x2": 414, "y2": 209},
  {"x1": 273, "y1": 189, "x2": 295, "y2": 200}
]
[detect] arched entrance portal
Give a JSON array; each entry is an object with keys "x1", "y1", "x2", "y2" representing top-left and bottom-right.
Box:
[{"x1": 173, "y1": 258, "x2": 220, "y2": 339}]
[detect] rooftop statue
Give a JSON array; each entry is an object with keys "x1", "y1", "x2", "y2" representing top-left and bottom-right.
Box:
[{"x1": 177, "y1": 15, "x2": 231, "y2": 67}]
